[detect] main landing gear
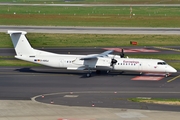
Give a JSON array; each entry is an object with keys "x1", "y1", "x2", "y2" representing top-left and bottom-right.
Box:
[
  {"x1": 86, "y1": 70, "x2": 110, "y2": 77},
  {"x1": 86, "y1": 73, "x2": 91, "y2": 77},
  {"x1": 86, "y1": 68, "x2": 92, "y2": 77}
]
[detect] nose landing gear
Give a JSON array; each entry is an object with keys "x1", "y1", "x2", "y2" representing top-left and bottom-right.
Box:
[{"x1": 165, "y1": 73, "x2": 170, "y2": 77}]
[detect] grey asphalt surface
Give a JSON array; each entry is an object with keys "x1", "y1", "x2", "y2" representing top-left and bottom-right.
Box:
[
  {"x1": 0, "y1": 66, "x2": 180, "y2": 112},
  {"x1": 1, "y1": 47, "x2": 180, "y2": 112},
  {"x1": 1, "y1": 25, "x2": 180, "y2": 34}
]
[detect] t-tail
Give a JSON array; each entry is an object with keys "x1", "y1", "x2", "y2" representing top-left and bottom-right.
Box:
[
  {"x1": 8, "y1": 30, "x2": 35, "y2": 56},
  {"x1": 8, "y1": 30, "x2": 60, "y2": 67}
]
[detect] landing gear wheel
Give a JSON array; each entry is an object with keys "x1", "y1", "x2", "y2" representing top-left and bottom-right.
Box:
[
  {"x1": 165, "y1": 73, "x2": 169, "y2": 78},
  {"x1": 86, "y1": 73, "x2": 91, "y2": 77}
]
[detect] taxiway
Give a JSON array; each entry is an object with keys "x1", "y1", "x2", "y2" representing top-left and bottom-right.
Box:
[{"x1": 1, "y1": 25, "x2": 180, "y2": 34}]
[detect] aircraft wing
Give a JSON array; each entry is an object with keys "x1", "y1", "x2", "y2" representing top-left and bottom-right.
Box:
[{"x1": 80, "y1": 50, "x2": 113, "y2": 60}]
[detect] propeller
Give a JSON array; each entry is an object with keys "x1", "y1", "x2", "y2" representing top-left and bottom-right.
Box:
[
  {"x1": 120, "y1": 48, "x2": 125, "y2": 58},
  {"x1": 110, "y1": 52, "x2": 117, "y2": 69},
  {"x1": 110, "y1": 48, "x2": 125, "y2": 69},
  {"x1": 111, "y1": 58, "x2": 117, "y2": 66}
]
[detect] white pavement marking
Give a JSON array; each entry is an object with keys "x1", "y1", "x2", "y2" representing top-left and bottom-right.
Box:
[
  {"x1": 115, "y1": 112, "x2": 147, "y2": 118},
  {"x1": 64, "y1": 95, "x2": 79, "y2": 98}
]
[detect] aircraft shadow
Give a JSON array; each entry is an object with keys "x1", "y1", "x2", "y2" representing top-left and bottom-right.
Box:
[
  {"x1": 14, "y1": 67, "x2": 140, "y2": 78},
  {"x1": 15, "y1": 67, "x2": 84, "y2": 75}
]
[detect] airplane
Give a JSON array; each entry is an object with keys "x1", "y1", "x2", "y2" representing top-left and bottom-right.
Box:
[{"x1": 8, "y1": 30, "x2": 177, "y2": 77}]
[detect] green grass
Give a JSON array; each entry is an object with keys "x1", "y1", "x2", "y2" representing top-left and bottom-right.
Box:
[
  {"x1": 1, "y1": 6, "x2": 180, "y2": 27},
  {"x1": 1, "y1": 6, "x2": 180, "y2": 16},
  {"x1": 0, "y1": 0, "x2": 180, "y2": 4},
  {"x1": 2, "y1": 33, "x2": 180, "y2": 48},
  {"x1": 0, "y1": 59, "x2": 40, "y2": 66}
]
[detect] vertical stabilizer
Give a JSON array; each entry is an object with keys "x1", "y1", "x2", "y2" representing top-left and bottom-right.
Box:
[{"x1": 8, "y1": 30, "x2": 35, "y2": 56}]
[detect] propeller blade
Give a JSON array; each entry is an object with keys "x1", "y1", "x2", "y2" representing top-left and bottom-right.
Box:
[
  {"x1": 111, "y1": 58, "x2": 117, "y2": 66},
  {"x1": 120, "y1": 48, "x2": 125, "y2": 58}
]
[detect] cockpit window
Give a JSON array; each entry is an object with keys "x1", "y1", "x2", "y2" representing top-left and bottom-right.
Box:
[
  {"x1": 157, "y1": 62, "x2": 167, "y2": 65},
  {"x1": 162, "y1": 62, "x2": 167, "y2": 65}
]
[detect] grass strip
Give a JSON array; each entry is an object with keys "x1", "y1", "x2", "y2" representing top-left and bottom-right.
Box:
[
  {"x1": 0, "y1": 59, "x2": 41, "y2": 67},
  {"x1": 1, "y1": 0, "x2": 180, "y2": 4},
  {"x1": 1, "y1": 6, "x2": 180, "y2": 27},
  {"x1": 128, "y1": 97, "x2": 180, "y2": 106},
  {"x1": 2, "y1": 33, "x2": 180, "y2": 48}
]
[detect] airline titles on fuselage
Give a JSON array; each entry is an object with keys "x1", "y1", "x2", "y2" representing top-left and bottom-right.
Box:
[{"x1": 123, "y1": 60, "x2": 139, "y2": 64}]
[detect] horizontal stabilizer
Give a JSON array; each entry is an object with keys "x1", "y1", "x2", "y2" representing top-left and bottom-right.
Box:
[{"x1": 8, "y1": 30, "x2": 27, "y2": 35}]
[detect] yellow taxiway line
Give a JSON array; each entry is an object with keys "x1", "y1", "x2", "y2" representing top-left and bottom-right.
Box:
[{"x1": 167, "y1": 75, "x2": 180, "y2": 83}]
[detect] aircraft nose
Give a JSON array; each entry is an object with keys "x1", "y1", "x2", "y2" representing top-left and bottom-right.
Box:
[{"x1": 167, "y1": 65, "x2": 177, "y2": 73}]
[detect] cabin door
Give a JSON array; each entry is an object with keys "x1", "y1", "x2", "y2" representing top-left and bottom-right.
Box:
[
  {"x1": 138, "y1": 62, "x2": 142, "y2": 71},
  {"x1": 59, "y1": 59, "x2": 64, "y2": 67}
]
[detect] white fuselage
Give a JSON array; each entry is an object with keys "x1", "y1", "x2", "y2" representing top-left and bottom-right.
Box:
[{"x1": 15, "y1": 50, "x2": 177, "y2": 73}]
